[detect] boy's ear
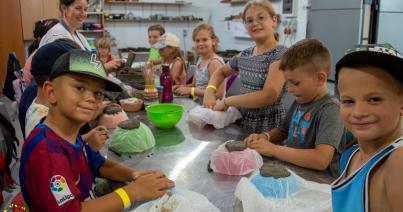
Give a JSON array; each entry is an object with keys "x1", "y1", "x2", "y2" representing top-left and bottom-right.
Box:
[
  {"x1": 43, "y1": 81, "x2": 57, "y2": 104},
  {"x1": 316, "y1": 71, "x2": 327, "y2": 86}
]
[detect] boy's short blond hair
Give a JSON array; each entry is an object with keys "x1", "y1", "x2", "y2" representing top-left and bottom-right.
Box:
[
  {"x1": 279, "y1": 39, "x2": 331, "y2": 75},
  {"x1": 96, "y1": 37, "x2": 114, "y2": 49},
  {"x1": 148, "y1": 24, "x2": 165, "y2": 36}
]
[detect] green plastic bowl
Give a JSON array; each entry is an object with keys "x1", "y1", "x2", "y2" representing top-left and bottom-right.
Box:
[{"x1": 146, "y1": 103, "x2": 184, "y2": 129}]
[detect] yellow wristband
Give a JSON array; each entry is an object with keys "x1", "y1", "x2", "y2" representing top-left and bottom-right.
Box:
[
  {"x1": 191, "y1": 87, "x2": 195, "y2": 97},
  {"x1": 207, "y1": 84, "x2": 217, "y2": 91},
  {"x1": 115, "y1": 188, "x2": 131, "y2": 209}
]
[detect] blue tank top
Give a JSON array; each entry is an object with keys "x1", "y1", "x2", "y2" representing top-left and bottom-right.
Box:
[{"x1": 331, "y1": 136, "x2": 403, "y2": 212}]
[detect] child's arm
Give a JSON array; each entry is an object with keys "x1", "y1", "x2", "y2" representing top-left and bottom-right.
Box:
[
  {"x1": 213, "y1": 61, "x2": 285, "y2": 111},
  {"x1": 99, "y1": 159, "x2": 153, "y2": 182},
  {"x1": 82, "y1": 126, "x2": 108, "y2": 152},
  {"x1": 203, "y1": 64, "x2": 235, "y2": 108},
  {"x1": 207, "y1": 59, "x2": 225, "y2": 99},
  {"x1": 384, "y1": 148, "x2": 403, "y2": 211},
  {"x1": 249, "y1": 140, "x2": 336, "y2": 170},
  {"x1": 176, "y1": 59, "x2": 225, "y2": 97},
  {"x1": 170, "y1": 59, "x2": 185, "y2": 85},
  {"x1": 81, "y1": 171, "x2": 174, "y2": 212}
]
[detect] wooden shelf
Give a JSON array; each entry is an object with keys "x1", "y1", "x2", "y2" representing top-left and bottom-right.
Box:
[
  {"x1": 105, "y1": 0, "x2": 189, "y2": 6},
  {"x1": 230, "y1": 0, "x2": 249, "y2": 5},
  {"x1": 105, "y1": 19, "x2": 201, "y2": 23},
  {"x1": 87, "y1": 11, "x2": 104, "y2": 15},
  {"x1": 77, "y1": 29, "x2": 105, "y2": 33}
]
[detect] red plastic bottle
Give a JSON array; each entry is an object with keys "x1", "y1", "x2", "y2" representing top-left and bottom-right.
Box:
[{"x1": 160, "y1": 64, "x2": 173, "y2": 103}]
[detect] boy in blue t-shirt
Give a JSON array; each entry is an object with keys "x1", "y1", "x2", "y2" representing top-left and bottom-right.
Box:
[
  {"x1": 20, "y1": 50, "x2": 174, "y2": 211},
  {"x1": 331, "y1": 43, "x2": 403, "y2": 212},
  {"x1": 244, "y1": 39, "x2": 345, "y2": 177}
]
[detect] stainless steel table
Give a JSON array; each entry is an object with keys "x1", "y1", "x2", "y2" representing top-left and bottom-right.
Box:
[{"x1": 107, "y1": 98, "x2": 335, "y2": 212}]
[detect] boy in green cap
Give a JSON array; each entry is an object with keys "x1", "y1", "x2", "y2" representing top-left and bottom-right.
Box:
[{"x1": 20, "y1": 50, "x2": 174, "y2": 211}]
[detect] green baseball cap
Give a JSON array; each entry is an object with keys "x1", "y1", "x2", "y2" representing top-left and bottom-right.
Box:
[
  {"x1": 335, "y1": 43, "x2": 403, "y2": 84},
  {"x1": 50, "y1": 49, "x2": 122, "y2": 92}
]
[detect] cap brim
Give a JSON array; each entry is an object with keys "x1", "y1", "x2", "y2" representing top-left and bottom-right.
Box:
[
  {"x1": 335, "y1": 51, "x2": 403, "y2": 84},
  {"x1": 152, "y1": 42, "x2": 166, "y2": 49},
  {"x1": 65, "y1": 71, "x2": 122, "y2": 92}
]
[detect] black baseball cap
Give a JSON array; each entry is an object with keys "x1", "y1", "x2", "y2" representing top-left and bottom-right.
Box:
[
  {"x1": 335, "y1": 43, "x2": 403, "y2": 84},
  {"x1": 31, "y1": 39, "x2": 80, "y2": 77},
  {"x1": 50, "y1": 49, "x2": 122, "y2": 92}
]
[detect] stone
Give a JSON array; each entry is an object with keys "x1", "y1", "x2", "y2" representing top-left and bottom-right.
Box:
[
  {"x1": 103, "y1": 104, "x2": 122, "y2": 115},
  {"x1": 260, "y1": 163, "x2": 291, "y2": 179},
  {"x1": 225, "y1": 140, "x2": 247, "y2": 152},
  {"x1": 118, "y1": 119, "x2": 140, "y2": 129}
]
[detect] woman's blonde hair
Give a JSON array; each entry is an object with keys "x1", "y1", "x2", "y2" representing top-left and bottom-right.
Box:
[
  {"x1": 95, "y1": 37, "x2": 114, "y2": 49},
  {"x1": 192, "y1": 23, "x2": 220, "y2": 52},
  {"x1": 242, "y1": 0, "x2": 279, "y2": 41}
]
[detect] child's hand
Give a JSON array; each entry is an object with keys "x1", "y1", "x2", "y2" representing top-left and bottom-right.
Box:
[
  {"x1": 124, "y1": 171, "x2": 175, "y2": 202},
  {"x1": 95, "y1": 101, "x2": 111, "y2": 118},
  {"x1": 131, "y1": 169, "x2": 157, "y2": 181},
  {"x1": 213, "y1": 100, "x2": 227, "y2": 111},
  {"x1": 244, "y1": 133, "x2": 267, "y2": 147},
  {"x1": 83, "y1": 126, "x2": 109, "y2": 151},
  {"x1": 248, "y1": 138, "x2": 274, "y2": 157},
  {"x1": 104, "y1": 58, "x2": 125, "y2": 73},
  {"x1": 203, "y1": 89, "x2": 216, "y2": 109},
  {"x1": 174, "y1": 86, "x2": 190, "y2": 96}
]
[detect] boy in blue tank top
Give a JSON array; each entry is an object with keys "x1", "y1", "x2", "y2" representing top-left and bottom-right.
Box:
[{"x1": 332, "y1": 43, "x2": 403, "y2": 212}]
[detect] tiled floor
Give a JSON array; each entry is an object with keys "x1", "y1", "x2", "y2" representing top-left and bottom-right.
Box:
[{"x1": 0, "y1": 95, "x2": 23, "y2": 209}]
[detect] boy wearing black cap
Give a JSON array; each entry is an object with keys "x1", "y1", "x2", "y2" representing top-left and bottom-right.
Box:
[
  {"x1": 25, "y1": 39, "x2": 107, "y2": 152},
  {"x1": 19, "y1": 50, "x2": 174, "y2": 211},
  {"x1": 332, "y1": 43, "x2": 403, "y2": 212}
]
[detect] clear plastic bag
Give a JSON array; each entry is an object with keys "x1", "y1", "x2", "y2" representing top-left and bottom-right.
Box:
[
  {"x1": 132, "y1": 189, "x2": 220, "y2": 212},
  {"x1": 109, "y1": 122, "x2": 155, "y2": 154},
  {"x1": 210, "y1": 143, "x2": 263, "y2": 175},
  {"x1": 188, "y1": 105, "x2": 242, "y2": 129},
  {"x1": 235, "y1": 170, "x2": 331, "y2": 212}
]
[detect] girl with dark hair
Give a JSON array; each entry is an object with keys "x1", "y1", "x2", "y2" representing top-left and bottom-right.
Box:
[{"x1": 23, "y1": 19, "x2": 59, "y2": 87}]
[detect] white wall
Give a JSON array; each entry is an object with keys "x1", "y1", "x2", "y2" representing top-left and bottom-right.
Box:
[
  {"x1": 104, "y1": 0, "x2": 308, "y2": 52},
  {"x1": 22, "y1": 0, "x2": 308, "y2": 58}
]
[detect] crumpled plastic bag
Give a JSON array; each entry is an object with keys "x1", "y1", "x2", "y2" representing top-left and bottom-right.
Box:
[
  {"x1": 109, "y1": 122, "x2": 155, "y2": 154},
  {"x1": 210, "y1": 143, "x2": 263, "y2": 175},
  {"x1": 133, "y1": 189, "x2": 220, "y2": 212},
  {"x1": 234, "y1": 170, "x2": 331, "y2": 212},
  {"x1": 188, "y1": 105, "x2": 242, "y2": 129}
]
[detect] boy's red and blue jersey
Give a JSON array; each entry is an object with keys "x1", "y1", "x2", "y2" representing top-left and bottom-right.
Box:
[{"x1": 19, "y1": 123, "x2": 105, "y2": 211}]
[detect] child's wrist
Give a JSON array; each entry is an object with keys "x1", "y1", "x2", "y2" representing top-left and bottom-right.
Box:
[
  {"x1": 223, "y1": 98, "x2": 229, "y2": 108},
  {"x1": 262, "y1": 132, "x2": 271, "y2": 140},
  {"x1": 115, "y1": 188, "x2": 132, "y2": 209},
  {"x1": 206, "y1": 84, "x2": 217, "y2": 92}
]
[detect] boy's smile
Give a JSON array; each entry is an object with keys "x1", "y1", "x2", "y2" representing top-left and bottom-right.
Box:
[
  {"x1": 50, "y1": 73, "x2": 105, "y2": 125},
  {"x1": 338, "y1": 66, "x2": 403, "y2": 144}
]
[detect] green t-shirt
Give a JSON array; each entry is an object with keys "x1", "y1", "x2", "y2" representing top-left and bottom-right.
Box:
[{"x1": 149, "y1": 47, "x2": 160, "y2": 60}]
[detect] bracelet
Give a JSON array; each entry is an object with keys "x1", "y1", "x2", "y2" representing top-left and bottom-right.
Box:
[
  {"x1": 114, "y1": 188, "x2": 131, "y2": 209},
  {"x1": 191, "y1": 87, "x2": 195, "y2": 98},
  {"x1": 262, "y1": 132, "x2": 271, "y2": 141},
  {"x1": 206, "y1": 84, "x2": 217, "y2": 91}
]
